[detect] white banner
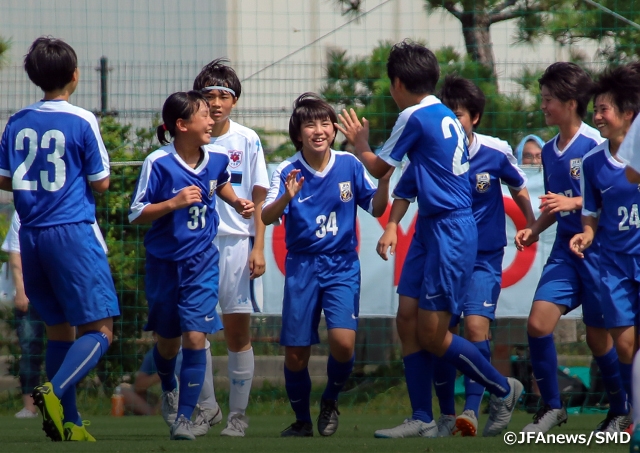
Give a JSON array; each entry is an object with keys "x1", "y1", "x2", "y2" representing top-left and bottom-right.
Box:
[{"x1": 261, "y1": 165, "x2": 576, "y2": 319}]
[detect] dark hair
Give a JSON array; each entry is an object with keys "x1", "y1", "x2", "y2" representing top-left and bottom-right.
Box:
[
  {"x1": 438, "y1": 74, "x2": 486, "y2": 128},
  {"x1": 24, "y1": 36, "x2": 77, "y2": 92},
  {"x1": 387, "y1": 39, "x2": 439, "y2": 95},
  {"x1": 288, "y1": 93, "x2": 338, "y2": 151},
  {"x1": 538, "y1": 62, "x2": 593, "y2": 118},
  {"x1": 156, "y1": 91, "x2": 209, "y2": 145},
  {"x1": 592, "y1": 63, "x2": 640, "y2": 121},
  {"x1": 193, "y1": 58, "x2": 242, "y2": 99}
]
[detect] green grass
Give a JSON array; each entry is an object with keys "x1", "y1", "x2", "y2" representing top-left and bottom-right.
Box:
[{"x1": 0, "y1": 412, "x2": 630, "y2": 453}]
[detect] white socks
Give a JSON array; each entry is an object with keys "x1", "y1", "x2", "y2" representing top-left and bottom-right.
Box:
[
  {"x1": 228, "y1": 348, "x2": 254, "y2": 416},
  {"x1": 197, "y1": 339, "x2": 218, "y2": 410}
]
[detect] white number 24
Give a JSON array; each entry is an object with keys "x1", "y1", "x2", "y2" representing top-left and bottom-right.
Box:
[{"x1": 13, "y1": 128, "x2": 66, "y2": 191}]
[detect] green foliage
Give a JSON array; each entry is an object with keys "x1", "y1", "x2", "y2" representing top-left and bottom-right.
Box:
[{"x1": 0, "y1": 36, "x2": 10, "y2": 68}]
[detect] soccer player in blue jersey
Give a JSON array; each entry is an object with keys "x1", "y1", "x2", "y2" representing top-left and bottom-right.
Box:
[
  {"x1": 0, "y1": 37, "x2": 118, "y2": 442},
  {"x1": 262, "y1": 93, "x2": 390, "y2": 437},
  {"x1": 431, "y1": 75, "x2": 535, "y2": 436},
  {"x1": 129, "y1": 91, "x2": 254, "y2": 440},
  {"x1": 569, "y1": 64, "x2": 640, "y2": 434},
  {"x1": 515, "y1": 62, "x2": 623, "y2": 434},
  {"x1": 338, "y1": 40, "x2": 524, "y2": 439}
]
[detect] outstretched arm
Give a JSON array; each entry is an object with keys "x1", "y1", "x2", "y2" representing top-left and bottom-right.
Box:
[
  {"x1": 262, "y1": 169, "x2": 304, "y2": 225},
  {"x1": 377, "y1": 198, "x2": 410, "y2": 261},
  {"x1": 217, "y1": 182, "x2": 254, "y2": 219}
]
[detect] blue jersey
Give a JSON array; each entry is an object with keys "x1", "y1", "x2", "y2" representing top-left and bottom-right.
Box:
[
  {"x1": 0, "y1": 100, "x2": 110, "y2": 227},
  {"x1": 394, "y1": 133, "x2": 526, "y2": 252},
  {"x1": 129, "y1": 143, "x2": 230, "y2": 261},
  {"x1": 541, "y1": 123, "x2": 603, "y2": 238},
  {"x1": 377, "y1": 95, "x2": 472, "y2": 216},
  {"x1": 264, "y1": 150, "x2": 377, "y2": 254},
  {"x1": 582, "y1": 141, "x2": 640, "y2": 254}
]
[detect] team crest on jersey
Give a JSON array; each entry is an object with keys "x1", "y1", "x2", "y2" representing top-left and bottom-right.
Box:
[
  {"x1": 209, "y1": 180, "x2": 217, "y2": 198},
  {"x1": 475, "y1": 173, "x2": 490, "y2": 193},
  {"x1": 228, "y1": 150, "x2": 243, "y2": 169},
  {"x1": 570, "y1": 158, "x2": 581, "y2": 180},
  {"x1": 339, "y1": 182, "x2": 353, "y2": 202}
]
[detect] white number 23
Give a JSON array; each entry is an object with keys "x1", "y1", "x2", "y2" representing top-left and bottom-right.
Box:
[{"x1": 13, "y1": 128, "x2": 66, "y2": 191}]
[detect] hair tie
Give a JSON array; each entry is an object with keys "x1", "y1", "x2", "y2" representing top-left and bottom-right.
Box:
[
  {"x1": 201, "y1": 86, "x2": 236, "y2": 97},
  {"x1": 162, "y1": 124, "x2": 167, "y2": 131}
]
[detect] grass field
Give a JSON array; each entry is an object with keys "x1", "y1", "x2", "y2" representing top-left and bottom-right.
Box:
[{"x1": 0, "y1": 412, "x2": 631, "y2": 453}]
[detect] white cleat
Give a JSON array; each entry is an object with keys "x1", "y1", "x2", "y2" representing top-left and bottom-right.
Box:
[
  {"x1": 483, "y1": 377, "x2": 524, "y2": 437},
  {"x1": 374, "y1": 418, "x2": 438, "y2": 438},
  {"x1": 522, "y1": 405, "x2": 568, "y2": 434},
  {"x1": 436, "y1": 414, "x2": 456, "y2": 437},
  {"x1": 170, "y1": 414, "x2": 196, "y2": 440},
  {"x1": 191, "y1": 404, "x2": 223, "y2": 436},
  {"x1": 161, "y1": 389, "x2": 179, "y2": 426},
  {"x1": 220, "y1": 413, "x2": 250, "y2": 437}
]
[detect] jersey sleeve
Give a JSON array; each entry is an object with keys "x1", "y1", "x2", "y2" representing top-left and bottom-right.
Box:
[
  {"x1": 581, "y1": 157, "x2": 601, "y2": 218},
  {"x1": 0, "y1": 124, "x2": 10, "y2": 177},
  {"x1": 83, "y1": 115, "x2": 110, "y2": 182},
  {"x1": 263, "y1": 163, "x2": 290, "y2": 225},
  {"x1": 352, "y1": 158, "x2": 378, "y2": 214},
  {"x1": 498, "y1": 147, "x2": 527, "y2": 190},
  {"x1": 1, "y1": 212, "x2": 21, "y2": 253},
  {"x1": 250, "y1": 135, "x2": 270, "y2": 191},
  {"x1": 128, "y1": 157, "x2": 158, "y2": 223},
  {"x1": 392, "y1": 162, "x2": 418, "y2": 202},
  {"x1": 377, "y1": 111, "x2": 420, "y2": 167},
  {"x1": 619, "y1": 115, "x2": 640, "y2": 172},
  {"x1": 217, "y1": 154, "x2": 231, "y2": 187}
]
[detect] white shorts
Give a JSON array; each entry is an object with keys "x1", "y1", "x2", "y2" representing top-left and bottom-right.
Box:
[{"x1": 213, "y1": 235, "x2": 264, "y2": 314}]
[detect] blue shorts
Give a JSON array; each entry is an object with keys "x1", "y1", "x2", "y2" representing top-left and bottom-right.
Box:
[
  {"x1": 280, "y1": 251, "x2": 360, "y2": 347},
  {"x1": 397, "y1": 208, "x2": 477, "y2": 315},
  {"x1": 20, "y1": 222, "x2": 119, "y2": 327},
  {"x1": 533, "y1": 235, "x2": 604, "y2": 328},
  {"x1": 144, "y1": 245, "x2": 223, "y2": 339},
  {"x1": 599, "y1": 247, "x2": 640, "y2": 329}
]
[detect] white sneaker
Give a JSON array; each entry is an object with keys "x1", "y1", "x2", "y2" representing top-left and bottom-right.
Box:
[
  {"x1": 436, "y1": 414, "x2": 456, "y2": 437},
  {"x1": 522, "y1": 405, "x2": 568, "y2": 434},
  {"x1": 455, "y1": 409, "x2": 478, "y2": 437},
  {"x1": 483, "y1": 377, "x2": 524, "y2": 437},
  {"x1": 170, "y1": 414, "x2": 195, "y2": 440},
  {"x1": 161, "y1": 389, "x2": 179, "y2": 427},
  {"x1": 374, "y1": 418, "x2": 438, "y2": 438},
  {"x1": 593, "y1": 411, "x2": 631, "y2": 433},
  {"x1": 220, "y1": 413, "x2": 249, "y2": 437},
  {"x1": 191, "y1": 404, "x2": 223, "y2": 436},
  {"x1": 15, "y1": 407, "x2": 38, "y2": 419}
]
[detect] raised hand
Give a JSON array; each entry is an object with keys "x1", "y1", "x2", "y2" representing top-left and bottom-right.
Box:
[
  {"x1": 336, "y1": 108, "x2": 370, "y2": 152},
  {"x1": 285, "y1": 169, "x2": 305, "y2": 199}
]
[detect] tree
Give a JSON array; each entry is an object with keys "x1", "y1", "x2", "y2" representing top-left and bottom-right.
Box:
[{"x1": 0, "y1": 36, "x2": 10, "y2": 68}]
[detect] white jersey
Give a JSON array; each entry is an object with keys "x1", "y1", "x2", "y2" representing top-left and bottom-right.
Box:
[{"x1": 210, "y1": 120, "x2": 269, "y2": 237}]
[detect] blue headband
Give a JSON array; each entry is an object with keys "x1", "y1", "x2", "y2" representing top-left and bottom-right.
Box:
[
  {"x1": 202, "y1": 86, "x2": 236, "y2": 97},
  {"x1": 516, "y1": 134, "x2": 545, "y2": 164}
]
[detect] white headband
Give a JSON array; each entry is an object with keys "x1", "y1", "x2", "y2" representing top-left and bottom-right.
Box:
[{"x1": 202, "y1": 86, "x2": 236, "y2": 97}]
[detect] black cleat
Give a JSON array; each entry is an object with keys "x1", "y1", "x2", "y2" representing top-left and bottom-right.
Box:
[
  {"x1": 281, "y1": 420, "x2": 314, "y2": 437},
  {"x1": 317, "y1": 399, "x2": 340, "y2": 436}
]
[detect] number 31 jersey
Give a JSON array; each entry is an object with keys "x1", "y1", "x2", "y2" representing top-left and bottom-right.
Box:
[
  {"x1": 0, "y1": 100, "x2": 110, "y2": 227},
  {"x1": 264, "y1": 150, "x2": 377, "y2": 254},
  {"x1": 129, "y1": 143, "x2": 230, "y2": 261}
]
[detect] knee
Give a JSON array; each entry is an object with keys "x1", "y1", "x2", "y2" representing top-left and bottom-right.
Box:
[
  {"x1": 613, "y1": 337, "x2": 635, "y2": 363},
  {"x1": 157, "y1": 340, "x2": 181, "y2": 359},
  {"x1": 330, "y1": 340, "x2": 354, "y2": 362},
  {"x1": 396, "y1": 313, "x2": 417, "y2": 343},
  {"x1": 585, "y1": 329, "x2": 611, "y2": 357},
  {"x1": 527, "y1": 315, "x2": 552, "y2": 338},
  {"x1": 464, "y1": 318, "x2": 490, "y2": 342},
  {"x1": 285, "y1": 348, "x2": 310, "y2": 371}
]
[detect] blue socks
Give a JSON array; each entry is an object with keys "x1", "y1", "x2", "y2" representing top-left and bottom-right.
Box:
[
  {"x1": 528, "y1": 333, "x2": 561, "y2": 408},
  {"x1": 464, "y1": 340, "x2": 491, "y2": 417},
  {"x1": 433, "y1": 357, "x2": 456, "y2": 416},
  {"x1": 322, "y1": 354, "x2": 354, "y2": 401},
  {"x1": 177, "y1": 348, "x2": 206, "y2": 420},
  {"x1": 594, "y1": 348, "x2": 628, "y2": 415},
  {"x1": 153, "y1": 343, "x2": 178, "y2": 392},
  {"x1": 45, "y1": 340, "x2": 81, "y2": 426},
  {"x1": 404, "y1": 351, "x2": 433, "y2": 423},
  {"x1": 284, "y1": 366, "x2": 312, "y2": 423},
  {"x1": 443, "y1": 334, "x2": 509, "y2": 398},
  {"x1": 620, "y1": 361, "x2": 633, "y2": 405}
]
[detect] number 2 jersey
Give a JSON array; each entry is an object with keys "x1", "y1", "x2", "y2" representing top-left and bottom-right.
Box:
[
  {"x1": 129, "y1": 143, "x2": 230, "y2": 260},
  {"x1": 263, "y1": 150, "x2": 378, "y2": 254},
  {"x1": 582, "y1": 141, "x2": 640, "y2": 254},
  {"x1": 0, "y1": 100, "x2": 110, "y2": 227}
]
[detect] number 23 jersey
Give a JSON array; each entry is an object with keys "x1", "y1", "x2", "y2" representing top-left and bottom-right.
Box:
[
  {"x1": 129, "y1": 143, "x2": 230, "y2": 260},
  {"x1": 264, "y1": 150, "x2": 377, "y2": 254}
]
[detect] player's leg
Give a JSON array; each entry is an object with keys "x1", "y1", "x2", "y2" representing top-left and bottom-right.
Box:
[
  {"x1": 433, "y1": 321, "x2": 457, "y2": 437},
  {"x1": 192, "y1": 338, "x2": 223, "y2": 436},
  {"x1": 15, "y1": 306, "x2": 43, "y2": 418},
  {"x1": 630, "y1": 350, "x2": 640, "y2": 451}
]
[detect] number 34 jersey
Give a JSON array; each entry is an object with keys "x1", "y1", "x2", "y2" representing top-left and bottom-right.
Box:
[
  {"x1": 264, "y1": 150, "x2": 377, "y2": 254},
  {"x1": 129, "y1": 143, "x2": 230, "y2": 261},
  {"x1": 0, "y1": 100, "x2": 110, "y2": 227},
  {"x1": 582, "y1": 141, "x2": 640, "y2": 255}
]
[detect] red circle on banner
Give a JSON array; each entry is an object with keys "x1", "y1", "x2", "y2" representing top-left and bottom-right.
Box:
[{"x1": 501, "y1": 196, "x2": 537, "y2": 288}]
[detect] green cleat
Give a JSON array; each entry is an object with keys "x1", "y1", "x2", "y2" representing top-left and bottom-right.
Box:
[
  {"x1": 64, "y1": 421, "x2": 96, "y2": 442},
  {"x1": 32, "y1": 383, "x2": 64, "y2": 442}
]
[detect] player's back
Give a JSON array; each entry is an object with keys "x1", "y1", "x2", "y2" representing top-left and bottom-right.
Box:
[
  {"x1": 378, "y1": 96, "x2": 472, "y2": 217},
  {"x1": 0, "y1": 100, "x2": 109, "y2": 227},
  {"x1": 541, "y1": 122, "x2": 603, "y2": 238}
]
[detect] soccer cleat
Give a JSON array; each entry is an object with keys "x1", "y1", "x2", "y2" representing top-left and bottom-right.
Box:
[
  {"x1": 593, "y1": 411, "x2": 632, "y2": 433},
  {"x1": 436, "y1": 414, "x2": 456, "y2": 437},
  {"x1": 521, "y1": 404, "x2": 568, "y2": 434},
  {"x1": 63, "y1": 421, "x2": 96, "y2": 442},
  {"x1": 280, "y1": 420, "x2": 314, "y2": 437},
  {"x1": 191, "y1": 404, "x2": 223, "y2": 437},
  {"x1": 220, "y1": 413, "x2": 249, "y2": 437},
  {"x1": 32, "y1": 383, "x2": 65, "y2": 442},
  {"x1": 454, "y1": 410, "x2": 478, "y2": 437},
  {"x1": 14, "y1": 407, "x2": 38, "y2": 419},
  {"x1": 374, "y1": 418, "x2": 438, "y2": 438},
  {"x1": 630, "y1": 423, "x2": 640, "y2": 452},
  {"x1": 317, "y1": 398, "x2": 340, "y2": 436},
  {"x1": 161, "y1": 389, "x2": 179, "y2": 426},
  {"x1": 483, "y1": 377, "x2": 524, "y2": 437},
  {"x1": 170, "y1": 414, "x2": 196, "y2": 440}
]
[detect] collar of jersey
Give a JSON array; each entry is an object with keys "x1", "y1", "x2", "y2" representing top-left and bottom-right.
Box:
[
  {"x1": 468, "y1": 132, "x2": 481, "y2": 159},
  {"x1": 553, "y1": 122, "x2": 586, "y2": 156},
  {"x1": 296, "y1": 150, "x2": 336, "y2": 177},
  {"x1": 169, "y1": 143, "x2": 210, "y2": 174},
  {"x1": 603, "y1": 141, "x2": 626, "y2": 168}
]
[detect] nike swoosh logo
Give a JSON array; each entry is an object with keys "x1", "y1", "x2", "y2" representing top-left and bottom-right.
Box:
[
  {"x1": 610, "y1": 389, "x2": 620, "y2": 395},
  {"x1": 187, "y1": 382, "x2": 200, "y2": 387},
  {"x1": 483, "y1": 301, "x2": 495, "y2": 307},
  {"x1": 435, "y1": 381, "x2": 447, "y2": 386},
  {"x1": 205, "y1": 315, "x2": 216, "y2": 322},
  {"x1": 425, "y1": 293, "x2": 442, "y2": 300},
  {"x1": 601, "y1": 186, "x2": 614, "y2": 194},
  {"x1": 535, "y1": 378, "x2": 544, "y2": 382},
  {"x1": 290, "y1": 399, "x2": 301, "y2": 403},
  {"x1": 351, "y1": 314, "x2": 358, "y2": 320},
  {"x1": 172, "y1": 187, "x2": 187, "y2": 194},
  {"x1": 298, "y1": 195, "x2": 313, "y2": 203}
]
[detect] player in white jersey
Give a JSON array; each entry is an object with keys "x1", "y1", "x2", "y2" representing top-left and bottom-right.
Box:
[{"x1": 192, "y1": 59, "x2": 270, "y2": 437}]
